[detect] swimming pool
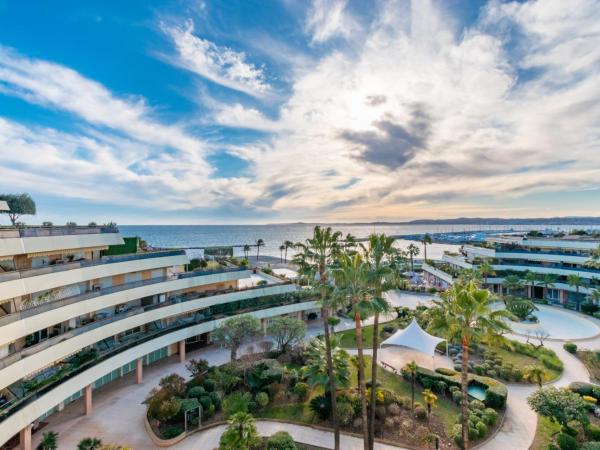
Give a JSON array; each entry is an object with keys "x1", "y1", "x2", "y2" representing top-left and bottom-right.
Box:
[{"x1": 504, "y1": 304, "x2": 600, "y2": 340}]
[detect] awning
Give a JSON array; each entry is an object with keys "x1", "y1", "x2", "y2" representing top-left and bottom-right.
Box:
[
  {"x1": 381, "y1": 318, "x2": 445, "y2": 357},
  {"x1": 0, "y1": 201, "x2": 8, "y2": 212}
]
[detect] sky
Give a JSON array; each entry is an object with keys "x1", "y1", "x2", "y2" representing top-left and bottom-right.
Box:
[{"x1": 0, "y1": 0, "x2": 599, "y2": 225}]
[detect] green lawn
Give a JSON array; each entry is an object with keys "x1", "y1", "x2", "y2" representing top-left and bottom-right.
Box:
[
  {"x1": 492, "y1": 346, "x2": 561, "y2": 382},
  {"x1": 530, "y1": 415, "x2": 560, "y2": 450}
]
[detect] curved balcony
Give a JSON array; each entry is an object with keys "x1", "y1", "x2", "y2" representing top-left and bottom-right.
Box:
[
  {"x1": 0, "y1": 250, "x2": 188, "y2": 302},
  {"x1": 491, "y1": 262, "x2": 600, "y2": 279},
  {"x1": 0, "y1": 268, "x2": 250, "y2": 347},
  {"x1": 0, "y1": 298, "x2": 318, "y2": 446},
  {"x1": 0, "y1": 282, "x2": 296, "y2": 390}
]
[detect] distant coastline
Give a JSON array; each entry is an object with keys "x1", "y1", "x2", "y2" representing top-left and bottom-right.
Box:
[{"x1": 266, "y1": 217, "x2": 600, "y2": 226}]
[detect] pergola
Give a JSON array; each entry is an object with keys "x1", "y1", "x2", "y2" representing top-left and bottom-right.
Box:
[{"x1": 380, "y1": 318, "x2": 446, "y2": 368}]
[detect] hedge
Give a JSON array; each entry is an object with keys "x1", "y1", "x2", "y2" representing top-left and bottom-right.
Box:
[{"x1": 409, "y1": 367, "x2": 508, "y2": 409}]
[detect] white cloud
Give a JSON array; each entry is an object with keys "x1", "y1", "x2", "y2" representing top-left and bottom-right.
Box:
[
  {"x1": 305, "y1": 0, "x2": 359, "y2": 44},
  {"x1": 161, "y1": 20, "x2": 271, "y2": 98}
]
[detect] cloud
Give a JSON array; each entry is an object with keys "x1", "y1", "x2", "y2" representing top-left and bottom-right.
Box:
[
  {"x1": 161, "y1": 19, "x2": 272, "y2": 98},
  {"x1": 305, "y1": 0, "x2": 359, "y2": 44}
]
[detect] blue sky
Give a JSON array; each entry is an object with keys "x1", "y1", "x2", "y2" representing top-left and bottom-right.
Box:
[{"x1": 0, "y1": 0, "x2": 598, "y2": 225}]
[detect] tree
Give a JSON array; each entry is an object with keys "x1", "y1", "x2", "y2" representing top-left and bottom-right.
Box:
[
  {"x1": 363, "y1": 233, "x2": 394, "y2": 450},
  {"x1": 502, "y1": 275, "x2": 523, "y2": 298},
  {"x1": 218, "y1": 412, "x2": 261, "y2": 450},
  {"x1": 589, "y1": 288, "x2": 600, "y2": 306},
  {"x1": 303, "y1": 337, "x2": 351, "y2": 392},
  {"x1": 256, "y1": 239, "x2": 265, "y2": 261},
  {"x1": 407, "y1": 243, "x2": 420, "y2": 273},
  {"x1": 267, "y1": 316, "x2": 306, "y2": 353},
  {"x1": 279, "y1": 245, "x2": 285, "y2": 263},
  {"x1": 293, "y1": 225, "x2": 343, "y2": 450},
  {"x1": 78, "y1": 438, "x2": 103, "y2": 450},
  {"x1": 0, "y1": 193, "x2": 36, "y2": 225},
  {"x1": 283, "y1": 240, "x2": 294, "y2": 263},
  {"x1": 585, "y1": 245, "x2": 600, "y2": 269},
  {"x1": 422, "y1": 233, "x2": 432, "y2": 262},
  {"x1": 37, "y1": 431, "x2": 58, "y2": 450},
  {"x1": 212, "y1": 315, "x2": 261, "y2": 360},
  {"x1": 146, "y1": 389, "x2": 181, "y2": 425},
  {"x1": 478, "y1": 261, "x2": 495, "y2": 286},
  {"x1": 524, "y1": 365, "x2": 545, "y2": 389},
  {"x1": 524, "y1": 271, "x2": 539, "y2": 298},
  {"x1": 186, "y1": 358, "x2": 209, "y2": 378},
  {"x1": 159, "y1": 373, "x2": 187, "y2": 397},
  {"x1": 406, "y1": 361, "x2": 418, "y2": 411},
  {"x1": 266, "y1": 431, "x2": 297, "y2": 450},
  {"x1": 332, "y1": 252, "x2": 373, "y2": 450},
  {"x1": 527, "y1": 387, "x2": 589, "y2": 428},
  {"x1": 422, "y1": 388, "x2": 438, "y2": 419},
  {"x1": 538, "y1": 274, "x2": 557, "y2": 300},
  {"x1": 429, "y1": 281, "x2": 512, "y2": 449},
  {"x1": 567, "y1": 274, "x2": 585, "y2": 311},
  {"x1": 243, "y1": 245, "x2": 251, "y2": 260}
]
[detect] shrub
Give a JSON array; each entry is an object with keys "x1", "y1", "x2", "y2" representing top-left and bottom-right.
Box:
[
  {"x1": 540, "y1": 355, "x2": 564, "y2": 372},
  {"x1": 256, "y1": 392, "x2": 269, "y2": 408},
  {"x1": 337, "y1": 401, "x2": 355, "y2": 426},
  {"x1": 584, "y1": 395, "x2": 598, "y2": 404},
  {"x1": 483, "y1": 408, "x2": 498, "y2": 426},
  {"x1": 569, "y1": 381, "x2": 596, "y2": 398},
  {"x1": 581, "y1": 443, "x2": 600, "y2": 450},
  {"x1": 161, "y1": 426, "x2": 183, "y2": 439},
  {"x1": 414, "y1": 406, "x2": 427, "y2": 420},
  {"x1": 470, "y1": 399, "x2": 485, "y2": 410},
  {"x1": 199, "y1": 395, "x2": 212, "y2": 412},
  {"x1": 476, "y1": 421, "x2": 488, "y2": 438},
  {"x1": 452, "y1": 390, "x2": 462, "y2": 404},
  {"x1": 563, "y1": 342, "x2": 577, "y2": 354},
  {"x1": 587, "y1": 424, "x2": 600, "y2": 440},
  {"x1": 556, "y1": 433, "x2": 578, "y2": 450},
  {"x1": 187, "y1": 386, "x2": 205, "y2": 399},
  {"x1": 223, "y1": 392, "x2": 252, "y2": 417},
  {"x1": 293, "y1": 382, "x2": 309, "y2": 400},
  {"x1": 547, "y1": 445, "x2": 559, "y2": 450},
  {"x1": 203, "y1": 379, "x2": 216, "y2": 392},
  {"x1": 266, "y1": 431, "x2": 297, "y2": 450},
  {"x1": 159, "y1": 374, "x2": 187, "y2": 397},
  {"x1": 178, "y1": 398, "x2": 200, "y2": 419},
  {"x1": 310, "y1": 395, "x2": 332, "y2": 420},
  {"x1": 581, "y1": 303, "x2": 599, "y2": 315}
]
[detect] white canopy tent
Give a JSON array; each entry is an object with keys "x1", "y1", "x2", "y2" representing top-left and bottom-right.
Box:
[
  {"x1": 0, "y1": 201, "x2": 8, "y2": 212},
  {"x1": 380, "y1": 318, "x2": 446, "y2": 368}
]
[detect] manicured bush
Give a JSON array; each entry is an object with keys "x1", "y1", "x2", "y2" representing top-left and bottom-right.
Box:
[
  {"x1": 199, "y1": 395, "x2": 212, "y2": 412},
  {"x1": 483, "y1": 408, "x2": 498, "y2": 426},
  {"x1": 266, "y1": 431, "x2": 297, "y2": 450},
  {"x1": 476, "y1": 421, "x2": 488, "y2": 438},
  {"x1": 587, "y1": 424, "x2": 600, "y2": 440},
  {"x1": 581, "y1": 303, "x2": 599, "y2": 315},
  {"x1": 414, "y1": 406, "x2": 427, "y2": 420},
  {"x1": 584, "y1": 395, "x2": 598, "y2": 404},
  {"x1": 202, "y1": 379, "x2": 216, "y2": 392},
  {"x1": 540, "y1": 355, "x2": 564, "y2": 372},
  {"x1": 470, "y1": 399, "x2": 485, "y2": 410},
  {"x1": 337, "y1": 401, "x2": 355, "y2": 425},
  {"x1": 563, "y1": 342, "x2": 577, "y2": 354},
  {"x1": 187, "y1": 386, "x2": 205, "y2": 399},
  {"x1": 556, "y1": 432, "x2": 578, "y2": 450},
  {"x1": 256, "y1": 392, "x2": 269, "y2": 408},
  {"x1": 581, "y1": 442, "x2": 600, "y2": 450},
  {"x1": 293, "y1": 382, "x2": 309, "y2": 400},
  {"x1": 162, "y1": 426, "x2": 183, "y2": 439},
  {"x1": 223, "y1": 392, "x2": 252, "y2": 417},
  {"x1": 208, "y1": 391, "x2": 221, "y2": 410},
  {"x1": 436, "y1": 367, "x2": 457, "y2": 376},
  {"x1": 569, "y1": 381, "x2": 596, "y2": 398},
  {"x1": 452, "y1": 390, "x2": 462, "y2": 404}
]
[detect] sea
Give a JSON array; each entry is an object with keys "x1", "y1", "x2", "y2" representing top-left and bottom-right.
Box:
[{"x1": 118, "y1": 223, "x2": 596, "y2": 261}]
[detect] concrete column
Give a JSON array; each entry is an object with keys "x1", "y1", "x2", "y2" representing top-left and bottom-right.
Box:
[
  {"x1": 84, "y1": 384, "x2": 92, "y2": 415},
  {"x1": 136, "y1": 357, "x2": 143, "y2": 384},
  {"x1": 297, "y1": 311, "x2": 303, "y2": 321},
  {"x1": 261, "y1": 319, "x2": 268, "y2": 335},
  {"x1": 57, "y1": 401, "x2": 65, "y2": 412},
  {"x1": 178, "y1": 340, "x2": 186, "y2": 363},
  {"x1": 19, "y1": 424, "x2": 32, "y2": 450}
]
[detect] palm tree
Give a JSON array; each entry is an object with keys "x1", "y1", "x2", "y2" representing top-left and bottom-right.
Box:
[
  {"x1": 219, "y1": 412, "x2": 261, "y2": 450},
  {"x1": 422, "y1": 388, "x2": 438, "y2": 419},
  {"x1": 293, "y1": 226, "x2": 343, "y2": 450},
  {"x1": 304, "y1": 337, "x2": 351, "y2": 392},
  {"x1": 479, "y1": 261, "x2": 495, "y2": 287},
  {"x1": 567, "y1": 274, "x2": 585, "y2": 311},
  {"x1": 422, "y1": 233, "x2": 432, "y2": 262},
  {"x1": 279, "y1": 245, "x2": 285, "y2": 263},
  {"x1": 364, "y1": 233, "x2": 394, "y2": 450},
  {"x1": 538, "y1": 274, "x2": 557, "y2": 300},
  {"x1": 255, "y1": 239, "x2": 265, "y2": 261},
  {"x1": 243, "y1": 244, "x2": 250, "y2": 260},
  {"x1": 407, "y1": 243, "x2": 420, "y2": 273},
  {"x1": 344, "y1": 233, "x2": 357, "y2": 253},
  {"x1": 585, "y1": 245, "x2": 600, "y2": 269},
  {"x1": 502, "y1": 275, "x2": 523, "y2": 298},
  {"x1": 524, "y1": 271, "x2": 539, "y2": 298},
  {"x1": 333, "y1": 252, "x2": 372, "y2": 450},
  {"x1": 406, "y1": 361, "x2": 418, "y2": 411},
  {"x1": 283, "y1": 240, "x2": 294, "y2": 263},
  {"x1": 37, "y1": 431, "x2": 58, "y2": 450},
  {"x1": 429, "y1": 281, "x2": 512, "y2": 449},
  {"x1": 524, "y1": 365, "x2": 545, "y2": 389},
  {"x1": 588, "y1": 288, "x2": 600, "y2": 306}
]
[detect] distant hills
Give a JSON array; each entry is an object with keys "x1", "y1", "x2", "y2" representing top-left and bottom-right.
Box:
[{"x1": 279, "y1": 217, "x2": 600, "y2": 226}]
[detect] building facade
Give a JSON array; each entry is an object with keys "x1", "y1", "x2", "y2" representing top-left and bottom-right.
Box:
[
  {"x1": 422, "y1": 233, "x2": 600, "y2": 306},
  {"x1": 0, "y1": 225, "x2": 316, "y2": 449}
]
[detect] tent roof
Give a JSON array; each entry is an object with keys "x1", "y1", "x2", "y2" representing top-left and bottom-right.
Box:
[
  {"x1": 0, "y1": 201, "x2": 8, "y2": 212},
  {"x1": 380, "y1": 318, "x2": 445, "y2": 357}
]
